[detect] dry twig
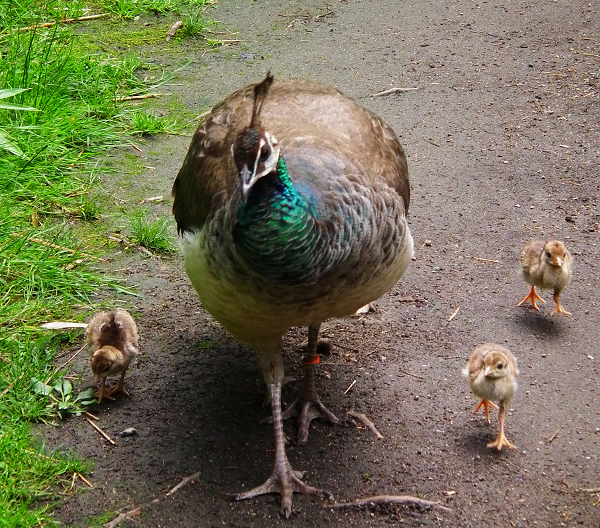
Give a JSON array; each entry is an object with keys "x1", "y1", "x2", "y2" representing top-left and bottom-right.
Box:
[
  {"x1": 86, "y1": 418, "x2": 116, "y2": 445},
  {"x1": 370, "y1": 87, "x2": 420, "y2": 97},
  {"x1": 472, "y1": 256, "x2": 502, "y2": 264},
  {"x1": 0, "y1": 373, "x2": 25, "y2": 399},
  {"x1": 447, "y1": 306, "x2": 460, "y2": 322},
  {"x1": 77, "y1": 472, "x2": 94, "y2": 488},
  {"x1": 348, "y1": 410, "x2": 383, "y2": 439},
  {"x1": 343, "y1": 379, "x2": 357, "y2": 394},
  {"x1": 115, "y1": 93, "x2": 163, "y2": 102},
  {"x1": 18, "y1": 13, "x2": 109, "y2": 31},
  {"x1": 328, "y1": 494, "x2": 451, "y2": 511},
  {"x1": 104, "y1": 471, "x2": 201, "y2": 528},
  {"x1": 45, "y1": 344, "x2": 86, "y2": 384},
  {"x1": 399, "y1": 369, "x2": 425, "y2": 380},
  {"x1": 547, "y1": 427, "x2": 562, "y2": 444}
]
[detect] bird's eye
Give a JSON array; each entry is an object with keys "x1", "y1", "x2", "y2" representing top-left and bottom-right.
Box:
[
  {"x1": 497, "y1": 363, "x2": 504, "y2": 369},
  {"x1": 259, "y1": 145, "x2": 270, "y2": 162},
  {"x1": 546, "y1": 251, "x2": 551, "y2": 258}
]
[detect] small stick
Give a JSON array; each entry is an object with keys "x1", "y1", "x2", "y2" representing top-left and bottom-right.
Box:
[
  {"x1": 0, "y1": 373, "x2": 25, "y2": 399},
  {"x1": 581, "y1": 488, "x2": 600, "y2": 493},
  {"x1": 165, "y1": 470, "x2": 201, "y2": 496},
  {"x1": 448, "y1": 306, "x2": 460, "y2": 322},
  {"x1": 472, "y1": 257, "x2": 502, "y2": 264},
  {"x1": 343, "y1": 379, "x2": 357, "y2": 395},
  {"x1": 129, "y1": 142, "x2": 142, "y2": 152},
  {"x1": 77, "y1": 472, "x2": 94, "y2": 488},
  {"x1": 141, "y1": 195, "x2": 164, "y2": 203},
  {"x1": 17, "y1": 13, "x2": 109, "y2": 31},
  {"x1": 165, "y1": 20, "x2": 183, "y2": 41},
  {"x1": 11, "y1": 233, "x2": 106, "y2": 261},
  {"x1": 370, "y1": 87, "x2": 420, "y2": 97},
  {"x1": 84, "y1": 411, "x2": 99, "y2": 421},
  {"x1": 86, "y1": 417, "x2": 115, "y2": 445},
  {"x1": 328, "y1": 494, "x2": 451, "y2": 512},
  {"x1": 104, "y1": 507, "x2": 142, "y2": 528},
  {"x1": 399, "y1": 369, "x2": 425, "y2": 380},
  {"x1": 115, "y1": 93, "x2": 163, "y2": 102},
  {"x1": 348, "y1": 410, "x2": 383, "y2": 439},
  {"x1": 45, "y1": 344, "x2": 86, "y2": 384},
  {"x1": 547, "y1": 427, "x2": 562, "y2": 444}
]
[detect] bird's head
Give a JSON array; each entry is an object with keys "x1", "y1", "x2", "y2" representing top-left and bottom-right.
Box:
[
  {"x1": 232, "y1": 126, "x2": 280, "y2": 203},
  {"x1": 91, "y1": 346, "x2": 117, "y2": 383},
  {"x1": 483, "y1": 351, "x2": 510, "y2": 379},
  {"x1": 232, "y1": 72, "x2": 280, "y2": 203},
  {"x1": 543, "y1": 240, "x2": 567, "y2": 268}
]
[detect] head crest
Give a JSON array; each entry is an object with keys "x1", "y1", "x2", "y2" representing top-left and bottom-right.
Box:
[{"x1": 250, "y1": 72, "x2": 274, "y2": 127}]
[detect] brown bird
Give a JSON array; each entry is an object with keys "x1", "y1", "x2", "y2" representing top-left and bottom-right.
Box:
[
  {"x1": 517, "y1": 239, "x2": 572, "y2": 315},
  {"x1": 86, "y1": 308, "x2": 139, "y2": 403},
  {"x1": 172, "y1": 73, "x2": 413, "y2": 516},
  {"x1": 464, "y1": 343, "x2": 519, "y2": 451}
]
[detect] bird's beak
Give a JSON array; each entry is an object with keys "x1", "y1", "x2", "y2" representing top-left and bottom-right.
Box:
[
  {"x1": 240, "y1": 165, "x2": 258, "y2": 204},
  {"x1": 556, "y1": 256, "x2": 562, "y2": 267},
  {"x1": 483, "y1": 366, "x2": 492, "y2": 377}
]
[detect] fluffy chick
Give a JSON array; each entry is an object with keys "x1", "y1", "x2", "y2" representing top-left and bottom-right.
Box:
[
  {"x1": 517, "y1": 239, "x2": 572, "y2": 315},
  {"x1": 464, "y1": 343, "x2": 519, "y2": 451},
  {"x1": 86, "y1": 308, "x2": 139, "y2": 403}
]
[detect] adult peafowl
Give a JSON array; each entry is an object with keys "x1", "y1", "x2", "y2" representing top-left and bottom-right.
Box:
[{"x1": 172, "y1": 73, "x2": 413, "y2": 517}]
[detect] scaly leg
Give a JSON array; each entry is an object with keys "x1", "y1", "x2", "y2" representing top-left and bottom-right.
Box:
[
  {"x1": 232, "y1": 340, "x2": 332, "y2": 518},
  {"x1": 94, "y1": 377, "x2": 115, "y2": 404},
  {"x1": 105, "y1": 371, "x2": 129, "y2": 397},
  {"x1": 551, "y1": 292, "x2": 571, "y2": 316},
  {"x1": 487, "y1": 406, "x2": 516, "y2": 451},
  {"x1": 281, "y1": 324, "x2": 343, "y2": 444},
  {"x1": 473, "y1": 399, "x2": 499, "y2": 424},
  {"x1": 517, "y1": 286, "x2": 545, "y2": 310}
]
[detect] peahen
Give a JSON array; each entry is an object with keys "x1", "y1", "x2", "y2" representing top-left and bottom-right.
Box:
[{"x1": 172, "y1": 73, "x2": 413, "y2": 517}]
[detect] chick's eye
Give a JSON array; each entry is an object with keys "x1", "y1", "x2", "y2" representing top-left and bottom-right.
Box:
[
  {"x1": 546, "y1": 251, "x2": 551, "y2": 258},
  {"x1": 259, "y1": 146, "x2": 270, "y2": 162},
  {"x1": 497, "y1": 363, "x2": 504, "y2": 369}
]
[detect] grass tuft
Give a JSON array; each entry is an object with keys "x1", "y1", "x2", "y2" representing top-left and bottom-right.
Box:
[{"x1": 129, "y1": 210, "x2": 176, "y2": 253}]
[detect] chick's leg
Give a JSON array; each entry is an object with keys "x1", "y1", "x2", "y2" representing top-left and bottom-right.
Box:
[
  {"x1": 551, "y1": 292, "x2": 571, "y2": 316},
  {"x1": 282, "y1": 324, "x2": 343, "y2": 444},
  {"x1": 105, "y1": 371, "x2": 129, "y2": 397},
  {"x1": 94, "y1": 377, "x2": 115, "y2": 404},
  {"x1": 473, "y1": 399, "x2": 499, "y2": 424},
  {"x1": 232, "y1": 341, "x2": 332, "y2": 518},
  {"x1": 517, "y1": 286, "x2": 545, "y2": 310},
  {"x1": 487, "y1": 406, "x2": 516, "y2": 451}
]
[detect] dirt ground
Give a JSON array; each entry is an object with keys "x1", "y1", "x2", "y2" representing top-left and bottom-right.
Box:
[{"x1": 44, "y1": 0, "x2": 600, "y2": 526}]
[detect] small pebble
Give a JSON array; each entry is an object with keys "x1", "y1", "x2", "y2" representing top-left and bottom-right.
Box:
[
  {"x1": 121, "y1": 427, "x2": 137, "y2": 437},
  {"x1": 424, "y1": 239, "x2": 432, "y2": 246}
]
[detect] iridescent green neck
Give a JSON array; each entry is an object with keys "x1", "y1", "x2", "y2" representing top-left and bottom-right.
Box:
[{"x1": 233, "y1": 156, "x2": 324, "y2": 284}]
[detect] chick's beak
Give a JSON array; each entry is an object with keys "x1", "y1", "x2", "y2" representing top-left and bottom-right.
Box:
[
  {"x1": 483, "y1": 366, "x2": 492, "y2": 377},
  {"x1": 556, "y1": 256, "x2": 562, "y2": 267}
]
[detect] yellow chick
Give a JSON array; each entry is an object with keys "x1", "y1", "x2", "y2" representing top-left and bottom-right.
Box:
[
  {"x1": 86, "y1": 308, "x2": 139, "y2": 403},
  {"x1": 464, "y1": 343, "x2": 519, "y2": 451},
  {"x1": 517, "y1": 239, "x2": 572, "y2": 315}
]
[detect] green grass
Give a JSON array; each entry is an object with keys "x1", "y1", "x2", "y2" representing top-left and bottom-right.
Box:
[
  {"x1": 129, "y1": 210, "x2": 176, "y2": 253},
  {"x1": 0, "y1": 0, "x2": 217, "y2": 524}
]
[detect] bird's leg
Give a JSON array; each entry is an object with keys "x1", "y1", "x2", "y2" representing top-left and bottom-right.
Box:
[
  {"x1": 105, "y1": 371, "x2": 129, "y2": 397},
  {"x1": 472, "y1": 399, "x2": 499, "y2": 424},
  {"x1": 517, "y1": 286, "x2": 545, "y2": 310},
  {"x1": 232, "y1": 341, "x2": 332, "y2": 518},
  {"x1": 281, "y1": 324, "x2": 343, "y2": 444},
  {"x1": 93, "y1": 377, "x2": 115, "y2": 404},
  {"x1": 487, "y1": 405, "x2": 516, "y2": 451},
  {"x1": 551, "y1": 292, "x2": 571, "y2": 316}
]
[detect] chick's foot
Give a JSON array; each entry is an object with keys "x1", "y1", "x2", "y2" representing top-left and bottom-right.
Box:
[{"x1": 517, "y1": 286, "x2": 545, "y2": 310}]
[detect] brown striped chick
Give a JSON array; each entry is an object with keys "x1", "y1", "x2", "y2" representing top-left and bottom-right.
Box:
[
  {"x1": 86, "y1": 308, "x2": 139, "y2": 403},
  {"x1": 517, "y1": 239, "x2": 572, "y2": 315},
  {"x1": 464, "y1": 343, "x2": 519, "y2": 451}
]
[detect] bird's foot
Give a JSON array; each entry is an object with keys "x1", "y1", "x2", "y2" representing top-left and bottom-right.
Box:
[
  {"x1": 93, "y1": 388, "x2": 115, "y2": 404},
  {"x1": 551, "y1": 296, "x2": 571, "y2": 316},
  {"x1": 231, "y1": 460, "x2": 332, "y2": 518},
  {"x1": 487, "y1": 430, "x2": 517, "y2": 451},
  {"x1": 517, "y1": 286, "x2": 545, "y2": 310},
  {"x1": 282, "y1": 397, "x2": 345, "y2": 444},
  {"x1": 105, "y1": 382, "x2": 129, "y2": 397},
  {"x1": 473, "y1": 399, "x2": 499, "y2": 424}
]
